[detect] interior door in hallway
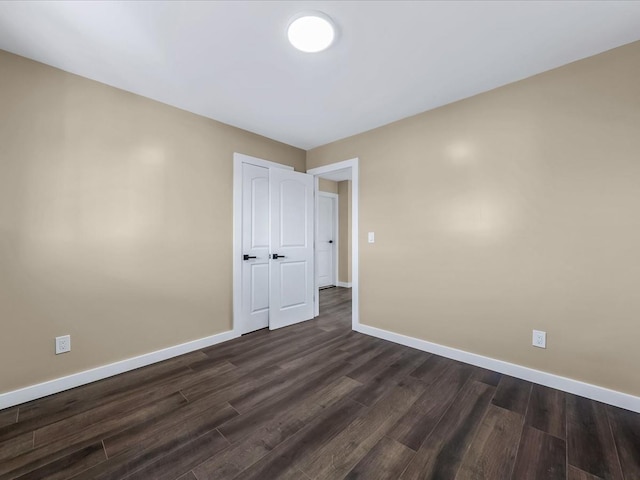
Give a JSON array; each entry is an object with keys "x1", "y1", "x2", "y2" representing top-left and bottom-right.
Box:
[
  {"x1": 317, "y1": 192, "x2": 337, "y2": 288},
  {"x1": 269, "y1": 167, "x2": 315, "y2": 330},
  {"x1": 240, "y1": 163, "x2": 270, "y2": 334}
]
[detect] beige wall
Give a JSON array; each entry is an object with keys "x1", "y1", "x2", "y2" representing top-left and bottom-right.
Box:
[
  {"x1": 0, "y1": 50, "x2": 305, "y2": 394},
  {"x1": 3, "y1": 39, "x2": 640, "y2": 399},
  {"x1": 338, "y1": 181, "x2": 352, "y2": 284},
  {"x1": 318, "y1": 178, "x2": 338, "y2": 194},
  {"x1": 307, "y1": 41, "x2": 640, "y2": 397}
]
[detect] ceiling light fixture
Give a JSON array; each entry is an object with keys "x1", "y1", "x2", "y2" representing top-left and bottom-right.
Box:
[{"x1": 287, "y1": 12, "x2": 335, "y2": 53}]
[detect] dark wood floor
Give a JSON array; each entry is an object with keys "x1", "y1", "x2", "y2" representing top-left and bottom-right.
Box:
[{"x1": 1, "y1": 287, "x2": 639, "y2": 479}]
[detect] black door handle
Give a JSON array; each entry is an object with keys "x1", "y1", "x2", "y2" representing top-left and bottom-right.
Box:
[
  {"x1": 271, "y1": 254, "x2": 286, "y2": 259},
  {"x1": 328, "y1": 240, "x2": 333, "y2": 243},
  {"x1": 243, "y1": 254, "x2": 257, "y2": 260}
]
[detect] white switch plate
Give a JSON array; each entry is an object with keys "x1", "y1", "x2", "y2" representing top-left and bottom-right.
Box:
[
  {"x1": 532, "y1": 330, "x2": 546, "y2": 349},
  {"x1": 55, "y1": 335, "x2": 71, "y2": 354},
  {"x1": 368, "y1": 232, "x2": 375, "y2": 243}
]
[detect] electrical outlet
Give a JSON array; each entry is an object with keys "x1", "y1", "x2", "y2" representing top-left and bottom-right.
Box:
[
  {"x1": 55, "y1": 335, "x2": 71, "y2": 354},
  {"x1": 532, "y1": 330, "x2": 546, "y2": 349}
]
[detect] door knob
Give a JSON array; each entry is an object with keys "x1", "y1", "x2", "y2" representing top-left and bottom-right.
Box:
[
  {"x1": 328, "y1": 240, "x2": 333, "y2": 243},
  {"x1": 271, "y1": 253, "x2": 286, "y2": 259},
  {"x1": 243, "y1": 254, "x2": 257, "y2": 260}
]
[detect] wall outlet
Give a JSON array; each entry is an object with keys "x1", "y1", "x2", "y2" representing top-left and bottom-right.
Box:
[
  {"x1": 55, "y1": 335, "x2": 71, "y2": 354},
  {"x1": 532, "y1": 330, "x2": 546, "y2": 349}
]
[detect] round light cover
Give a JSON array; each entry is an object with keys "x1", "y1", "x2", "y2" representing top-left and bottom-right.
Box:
[{"x1": 287, "y1": 13, "x2": 335, "y2": 53}]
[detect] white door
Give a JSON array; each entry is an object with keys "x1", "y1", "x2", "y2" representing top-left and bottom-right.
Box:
[
  {"x1": 240, "y1": 163, "x2": 270, "y2": 334},
  {"x1": 317, "y1": 193, "x2": 337, "y2": 288},
  {"x1": 269, "y1": 168, "x2": 315, "y2": 330}
]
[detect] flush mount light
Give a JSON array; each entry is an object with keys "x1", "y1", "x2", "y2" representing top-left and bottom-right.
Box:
[{"x1": 287, "y1": 12, "x2": 335, "y2": 53}]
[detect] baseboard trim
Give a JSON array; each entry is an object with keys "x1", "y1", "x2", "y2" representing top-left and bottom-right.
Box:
[
  {"x1": 355, "y1": 323, "x2": 640, "y2": 413},
  {"x1": 337, "y1": 282, "x2": 352, "y2": 288},
  {"x1": 0, "y1": 330, "x2": 238, "y2": 410}
]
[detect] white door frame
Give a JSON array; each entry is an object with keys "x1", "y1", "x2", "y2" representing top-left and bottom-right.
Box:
[
  {"x1": 233, "y1": 152, "x2": 293, "y2": 336},
  {"x1": 307, "y1": 158, "x2": 359, "y2": 331},
  {"x1": 317, "y1": 191, "x2": 339, "y2": 288}
]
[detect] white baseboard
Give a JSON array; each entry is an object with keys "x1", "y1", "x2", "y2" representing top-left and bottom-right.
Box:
[
  {"x1": 337, "y1": 282, "x2": 352, "y2": 288},
  {"x1": 355, "y1": 323, "x2": 640, "y2": 413},
  {"x1": 5, "y1": 324, "x2": 637, "y2": 414},
  {"x1": 0, "y1": 330, "x2": 238, "y2": 410}
]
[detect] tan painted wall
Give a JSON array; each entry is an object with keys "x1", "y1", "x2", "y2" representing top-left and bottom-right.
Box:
[
  {"x1": 318, "y1": 178, "x2": 338, "y2": 194},
  {"x1": 0, "y1": 50, "x2": 305, "y2": 394},
  {"x1": 307, "y1": 41, "x2": 640, "y2": 397},
  {"x1": 338, "y1": 181, "x2": 352, "y2": 284}
]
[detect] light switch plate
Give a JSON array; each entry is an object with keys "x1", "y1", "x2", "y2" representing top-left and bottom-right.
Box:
[{"x1": 368, "y1": 232, "x2": 375, "y2": 243}]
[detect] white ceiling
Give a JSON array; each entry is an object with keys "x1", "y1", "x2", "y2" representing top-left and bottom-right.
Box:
[{"x1": 1, "y1": 1, "x2": 639, "y2": 150}]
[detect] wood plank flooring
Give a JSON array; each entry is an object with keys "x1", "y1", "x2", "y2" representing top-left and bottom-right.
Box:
[{"x1": 1, "y1": 287, "x2": 639, "y2": 479}]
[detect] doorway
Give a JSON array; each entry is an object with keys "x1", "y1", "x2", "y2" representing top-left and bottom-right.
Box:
[
  {"x1": 233, "y1": 154, "x2": 359, "y2": 335},
  {"x1": 307, "y1": 158, "x2": 359, "y2": 330}
]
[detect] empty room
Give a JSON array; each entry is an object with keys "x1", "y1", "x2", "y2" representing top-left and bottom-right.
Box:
[{"x1": 1, "y1": 1, "x2": 640, "y2": 479}]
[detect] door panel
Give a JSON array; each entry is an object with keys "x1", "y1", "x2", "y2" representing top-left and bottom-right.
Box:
[
  {"x1": 317, "y1": 251, "x2": 330, "y2": 282},
  {"x1": 317, "y1": 194, "x2": 336, "y2": 288},
  {"x1": 241, "y1": 163, "x2": 270, "y2": 334},
  {"x1": 251, "y1": 263, "x2": 269, "y2": 313},
  {"x1": 280, "y1": 180, "x2": 307, "y2": 246},
  {"x1": 251, "y1": 175, "x2": 270, "y2": 249},
  {"x1": 269, "y1": 168, "x2": 314, "y2": 330},
  {"x1": 280, "y1": 262, "x2": 308, "y2": 308}
]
